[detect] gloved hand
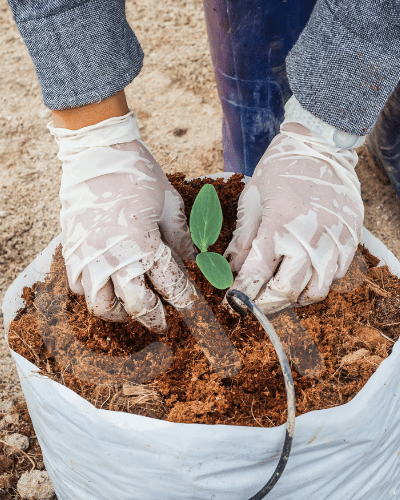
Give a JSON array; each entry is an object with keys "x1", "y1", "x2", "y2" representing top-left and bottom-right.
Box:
[
  {"x1": 224, "y1": 96, "x2": 366, "y2": 313},
  {"x1": 48, "y1": 110, "x2": 197, "y2": 332}
]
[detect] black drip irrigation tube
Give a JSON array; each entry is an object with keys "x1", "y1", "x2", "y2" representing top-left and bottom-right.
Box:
[{"x1": 226, "y1": 290, "x2": 296, "y2": 499}]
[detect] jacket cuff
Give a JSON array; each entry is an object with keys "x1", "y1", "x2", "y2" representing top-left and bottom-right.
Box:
[
  {"x1": 286, "y1": 0, "x2": 400, "y2": 136},
  {"x1": 13, "y1": 0, "x2": 144, "y2": 110}
]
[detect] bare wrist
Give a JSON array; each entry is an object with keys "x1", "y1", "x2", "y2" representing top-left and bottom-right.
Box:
[{"x1": 51, "y1": 90, "x2": 129, "y2": 130}]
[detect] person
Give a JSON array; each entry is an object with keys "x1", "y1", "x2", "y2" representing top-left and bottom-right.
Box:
[{"x1": 6, "y1": 0, "x2": 400, "y2": 332}]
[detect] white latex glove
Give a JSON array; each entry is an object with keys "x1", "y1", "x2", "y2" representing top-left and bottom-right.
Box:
[
  {"x1": 224, "y1": 96, "x2": 366, "y2": 313},
  {"x1": 48, "y1": 110, "x2": 197, "y2": 332}
]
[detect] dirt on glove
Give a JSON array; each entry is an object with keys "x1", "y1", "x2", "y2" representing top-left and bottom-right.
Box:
[{"x1": 7, "y1": 174, "x2": 400, "y2": 428}]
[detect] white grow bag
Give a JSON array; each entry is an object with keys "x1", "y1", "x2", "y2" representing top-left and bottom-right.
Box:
[{"x1": 3, "y1": 173, "x2": 400, "y2": 500}]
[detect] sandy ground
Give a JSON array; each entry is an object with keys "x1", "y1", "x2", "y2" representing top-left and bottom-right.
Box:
[{"x1": 1, "y1": 0, "x2": 400, "y2": 436}]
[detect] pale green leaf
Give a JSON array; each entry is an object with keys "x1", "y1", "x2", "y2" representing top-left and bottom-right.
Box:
[
  {"x1": 196, "y1": 252, "x2": 234, "y2": 290},
  {"x1": 190, "y1": 184, "x2": 222, "y2": 252}
]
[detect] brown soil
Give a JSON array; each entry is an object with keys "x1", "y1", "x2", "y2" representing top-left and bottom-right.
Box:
[{"x1": 7, "y1": 175, "x2": 400, "y2": 429}]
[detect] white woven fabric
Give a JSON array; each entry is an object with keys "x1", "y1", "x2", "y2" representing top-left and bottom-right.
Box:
[{"x1": 3, "y1": 210, "x2": 400, "y2": 500}]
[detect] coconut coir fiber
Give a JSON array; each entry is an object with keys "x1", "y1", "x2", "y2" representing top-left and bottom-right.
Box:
[{"x1": 8, "y1": 174, "x2": 400, "y2": 427}]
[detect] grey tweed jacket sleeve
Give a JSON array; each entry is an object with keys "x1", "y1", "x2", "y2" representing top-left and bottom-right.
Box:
[
  {"x1": 286, "y1": 0, "x2": 400, "y2": 136},
  {"x1": 6, "y1": 0, "x2": 144, "y2": 110}
]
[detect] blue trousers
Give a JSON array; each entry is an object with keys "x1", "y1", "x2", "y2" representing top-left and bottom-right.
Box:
[
  {"x1": 203, "y1": 0, "x2": 317, "y2": 176},
  {"x1": 367, "y1": 82, "x2": 400, "y2": 199}
]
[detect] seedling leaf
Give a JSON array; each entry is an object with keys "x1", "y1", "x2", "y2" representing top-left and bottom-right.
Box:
[
  {"x1": 190, "y1": 184, "x2": 222, "y2": 252},
  {"x1": 196, "y1": 252, "x2": 234, "y2": 290}
]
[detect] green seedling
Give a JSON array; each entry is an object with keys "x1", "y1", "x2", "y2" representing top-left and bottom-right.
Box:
[{"x1": 189, "y1": 184, "x2": 234, "y2": 290}]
